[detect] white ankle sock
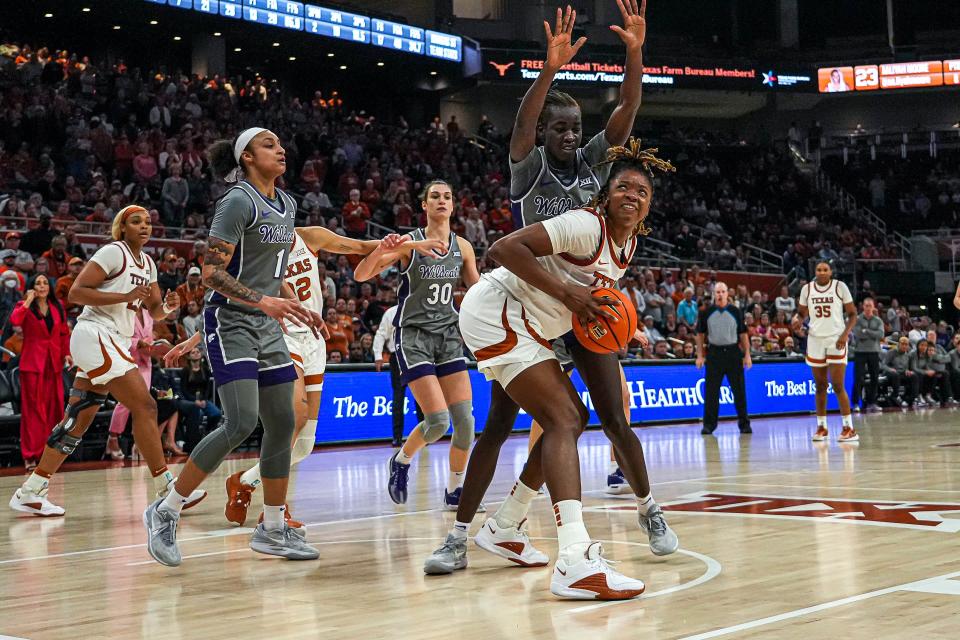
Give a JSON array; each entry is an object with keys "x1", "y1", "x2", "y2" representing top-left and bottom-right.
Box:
[
  {"x1": 152, "y1": 468, "x2": 175, "y2": 494},
  {"x1": 494, "y1": 480, "x2": 538, "y2": 529},
  {"x1": 607, "y1": 461, "x2": 620, "y2": 475},
  {"x1": 636, "y1": 493, "x2": 655, "y2": 515},
  {"x1": 159, "y1": 486, "x2": 189, "y2": 515},
  {"x1": 451, "y1": 520, "x2": 470, "y2": 539},
  {"x1": 396, "y1": 448, "x2": 413, "y2": 465},
  {"x1": 447, "y1": 470, "x2": 465, "y2": 493},
  {"x1": 554, "y1": 500, "x2": 590, "y2": 563},
  {"x1": 263, "y1": 504, "x2": 285, "y2": 531},
  {"x1": 22, "y1": 471, "x2": 49, "y2": 495},
  {"x1": 240, "y1": 464, "x2": 262, "y2": 489},
  {"x1": 817, "y1": 415, "x2": 827, "y2": 429},
  {"x1": 841, "y1": 414, "x2": 853, "y2": 429}
]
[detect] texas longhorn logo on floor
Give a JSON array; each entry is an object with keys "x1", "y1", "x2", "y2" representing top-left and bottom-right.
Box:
[{"x1": 589, "y1": 491, "x2": 960, "y2": 532}]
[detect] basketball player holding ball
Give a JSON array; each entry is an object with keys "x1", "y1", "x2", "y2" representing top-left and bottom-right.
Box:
[{"x1": 426, "y1": 141, "x2": 677, "y2": 601}]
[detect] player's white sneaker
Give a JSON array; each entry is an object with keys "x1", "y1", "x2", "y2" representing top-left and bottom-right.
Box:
[
  {"x1": 550, "y1": 542, "x2": 645, "y2": 600},
  {"x1": 474, "y1": 517, "x2": 549, "y2": 567},
  {"x1": 158, "y1": 479, "x2": 207, "y2": 511},
  {"x1": 9, "y1": 488, "x2": 64, "y2": 517},
  {"x1": 838, "y1": 427, "x2": 859, "y2": 443},
  {"x1": 811, "y1": 426, "x2": 829, "y2": 442}
]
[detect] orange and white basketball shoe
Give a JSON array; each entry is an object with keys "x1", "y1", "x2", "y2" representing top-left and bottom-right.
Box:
[
  {"x1": 474, "y1": 518, "x2": 549, "y2": 567},
  {"x1": 9, "y1": 488, "x2": 64, "y2": 517},
  {"x1": 225, "y1": 471, "x2": 255, "y2": 526},
  {"x1": 550, "y1": 542, "x2": 645, "y2": 600},
  {"x1": 811, "y1": 426, "x2": 829, "y2": 442},
  {"x1": 258, "y1": 504, "x2": 305, "y2": 534},
  {"x1": 838, "y1": 427, "x2": 859, "y2": 443}
]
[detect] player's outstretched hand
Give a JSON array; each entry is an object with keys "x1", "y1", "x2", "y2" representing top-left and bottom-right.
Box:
[
  {"x1": 544, "y1": 5, "x2": 587, "y2": 71},
  {"x1": 259, "y1": 296, "x2": 315, "y2": 331},
  {"x1": 164, "y1": 332, "x2": 201, "y2": 367},
  {"x1": 609, "y1": 0, "x2": 646, "y2": 51},
  {"x1": 380, "y1": 233, "x2": 408, "y2": 252},
  {"x1": 562, "y1": 284, "x2": 620, "y2": 325},
  {"x1": 410, "y1": 237, "x2": 448, "y2": 258}
]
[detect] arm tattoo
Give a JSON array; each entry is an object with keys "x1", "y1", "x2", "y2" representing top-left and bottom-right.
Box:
[{"x1": 204, "y1": 238, "x2": 264, "y2": 305}]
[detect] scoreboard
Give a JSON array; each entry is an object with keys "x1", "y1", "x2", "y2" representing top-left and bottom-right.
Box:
[
  {"x1": 142, "y1": 0, "x2": 462, "y2": 62},
  {"x1": 819, "y1": 58, "x2": 960, "y2": 93}
]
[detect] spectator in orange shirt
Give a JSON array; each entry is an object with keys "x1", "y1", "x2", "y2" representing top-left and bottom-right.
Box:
[
  {"x1": 342, "y1": 189, "x2": 371, "y2": 239},
  {"x1": 324, "y1": 307, "x2": 349, "y2": 357},
  {"x1": 54, "y1": 256, "x2": 84, "y2": 319},
  {"x1": 176, "y1": 266, "x2": 205, "y2": 314},
  {"x1": 41, "y1": 235, "x2": 70, "y2": 279},
  {"x1": 360, "y1": 178, "x2": 381, "y2": 210}
]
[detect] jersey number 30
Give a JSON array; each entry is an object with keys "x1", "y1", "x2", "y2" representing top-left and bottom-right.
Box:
[
  {"x1": 814, "y1": 305, "x2": 832, "y2": 318},
  {"x1": 426, "y1": 283, "x2": 452, "y2": 305}
]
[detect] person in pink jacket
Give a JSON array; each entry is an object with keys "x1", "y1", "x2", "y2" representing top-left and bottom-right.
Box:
[
  {"x1": 105, "y1": 307, "x2": 155, "y2": 460},
  {"x1": 10, "y1": 275, "x2": 72, "y2": 469}
]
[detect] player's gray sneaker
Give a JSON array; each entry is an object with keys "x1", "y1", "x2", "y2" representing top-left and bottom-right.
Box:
[
  {"x1": 423, "y1": 534, "x2": 468, "y2": 575},
  {"x1": 638, "y1": 505, "x2": 679, "y2": 556},
  {"x1": 143, "y1": 498, "x2": 181, "y2": 567},
  {"x1": 249, "y1": 523, "x2": 319, "y2": 560}
]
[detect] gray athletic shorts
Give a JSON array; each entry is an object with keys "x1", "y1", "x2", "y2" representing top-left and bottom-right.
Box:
[
  {"x1": 553, "y1": 333, "x2": 576, "y2": 373},
  {"x1": 204, "y1": 306, "x2": 297, "y2": 387},
  {"x1": 396, "y1": 324, "x2": 468, "y2": 384}
]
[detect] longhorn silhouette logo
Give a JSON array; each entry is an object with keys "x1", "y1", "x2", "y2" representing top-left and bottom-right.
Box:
[{"x1": 488, "y1": 61, "x2": 515, "y2": 77}]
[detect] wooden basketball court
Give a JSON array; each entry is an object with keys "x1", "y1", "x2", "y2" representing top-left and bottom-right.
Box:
[{"x1": 2, "y1": 409, "x2": 960, "y2": 639}]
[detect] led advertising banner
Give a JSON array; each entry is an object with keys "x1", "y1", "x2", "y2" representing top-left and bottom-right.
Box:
[
  {"x1": 142, "y1": 0, "x2": 462, "y2": 61},
  {"x1": 819, "y1": 58, "x2": 960, "y2": 93},
  {"x1": 483, "y1": 49, "x2": 813, "y2": 91},
  {"x1": 314, "y1": 360, "x2": 852, "y2": 444}
]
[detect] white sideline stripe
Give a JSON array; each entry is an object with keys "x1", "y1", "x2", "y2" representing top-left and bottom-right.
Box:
[
  {"x1": 679, "y1": 570, "x2": 960, "y2": 640},
  {"x1": 0, "y1": 471, "x2": 777, "y2": 566},
  {"x1": 0, "y1": 635, "x2": 31, "y2": 640},
  {"x1": 711, "y1": 481, "x2": 960, "y2": 494}
]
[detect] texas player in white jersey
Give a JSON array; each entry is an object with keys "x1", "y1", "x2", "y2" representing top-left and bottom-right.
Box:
[
  {"x1": 797, "y1": 261, "x2": 859, "y2": 443},
  {"x1": 10, "y1": 206, "x2": 207, "y2": 517},
  {"x1": 430, "y1": 146, "x2": 677, "y2": 600},
  {"x1": 165, "y1": 227, "x2": 442, "y2": 529}
]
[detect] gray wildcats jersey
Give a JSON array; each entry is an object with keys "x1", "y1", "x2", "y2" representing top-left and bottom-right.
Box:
[
  {"x1": 509, "y1": 131, "x2": 612, "y2": 229},
  {"x1": 395, "y1": 228, "x2": 462, "y2": 332},
  {"x1": 206, "y1": 180, "x2": 297, "y2": 314}
]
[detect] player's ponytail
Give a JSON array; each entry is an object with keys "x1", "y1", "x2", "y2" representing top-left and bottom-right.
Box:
[
  {"x1": 589, "y1": 138, "x2": 676, "y2": 237},
  {"x1": 207, "y1": 139, "x2": 239, "y2": 181}
]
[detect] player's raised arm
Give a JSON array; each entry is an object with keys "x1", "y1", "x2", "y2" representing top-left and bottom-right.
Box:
[
  {"x1": 510, "y1": 5, "x2": 587, "y2": 162},
  {"x1": 603, "y1": 0, "x2": 647, "y2": 146}
]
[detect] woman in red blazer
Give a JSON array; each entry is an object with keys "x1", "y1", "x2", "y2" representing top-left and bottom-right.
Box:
[{"x1": 10, "y1": 274, "x2": 72, "y2": 469}]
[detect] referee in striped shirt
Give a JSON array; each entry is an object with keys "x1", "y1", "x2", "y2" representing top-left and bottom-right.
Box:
[{"x1": 695, "y1": 282, "x2": 752, "y2": 435}]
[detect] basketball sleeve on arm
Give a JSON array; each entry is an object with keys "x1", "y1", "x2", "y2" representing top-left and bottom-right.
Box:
[
  {"x1": 540, "y1": 209, "x2": 602, "y2": 258},
  {"x1": 89, "y1": 243, "x2": 124, "y2": 277},
  {"x1": 508, "y1": 146, "x2": 543, "y2": 199},
  {"x1": 208, "y1": 188, "x2": 253, "y2": 245}
]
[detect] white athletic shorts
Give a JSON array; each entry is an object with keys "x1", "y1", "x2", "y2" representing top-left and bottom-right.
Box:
[
  {"x1": 72, "y1": 320, "x2": 138, "y2": 387},
  {"x1": 806, "y1": 334, "x2": 847, "y2": 368},
  {"x1": 284, "y1": 330, "x2": 326, "y2": 392},
  {"x1": 459, "y1": 279, "x2": 559, "y2": 388}
]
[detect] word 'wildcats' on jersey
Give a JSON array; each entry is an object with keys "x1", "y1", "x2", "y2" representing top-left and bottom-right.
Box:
[{"x1": 395, "y1": 228, "x2": 462, "y2": 333}]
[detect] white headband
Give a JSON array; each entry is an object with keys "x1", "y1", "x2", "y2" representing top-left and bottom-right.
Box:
[{"x1": 233, "y1": 127, "x2": 269, "y2": 163}]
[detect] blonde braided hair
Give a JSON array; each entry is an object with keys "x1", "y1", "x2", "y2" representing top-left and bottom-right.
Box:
[{"x1": 588, "y1": 138, "x2": 676, "y2": 237}]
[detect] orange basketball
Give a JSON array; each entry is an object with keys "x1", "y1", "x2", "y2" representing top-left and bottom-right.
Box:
[{"x1": 571, "y1": 287, "x2": 637, "y2": 354}]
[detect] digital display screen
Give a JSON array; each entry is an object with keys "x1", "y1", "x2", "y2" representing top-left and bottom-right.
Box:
[
  {"x1": 819, "y1": 58, "x2": 959, "y2": 93},
  {"x1": 144, "y1": 0, "x2": 461, "y2": 61}
]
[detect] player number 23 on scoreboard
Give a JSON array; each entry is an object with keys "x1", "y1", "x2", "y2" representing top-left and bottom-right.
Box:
[{"x1": 854, "y1": 65, "x2": 879, "y2": 90}]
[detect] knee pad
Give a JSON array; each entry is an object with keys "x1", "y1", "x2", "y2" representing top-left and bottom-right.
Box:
[
  {"x1": 290, "y1": 419, "x2": 317, "y2": 466},
  {"x1": 418, "y1": 410, "x2": 451, "y2": 444},
  {"x1": 47, "y1": 390, "x2": 108, "y2": 455},
  {"x1": 448, "y1": 400, "x2": 475, "y2": 451}
]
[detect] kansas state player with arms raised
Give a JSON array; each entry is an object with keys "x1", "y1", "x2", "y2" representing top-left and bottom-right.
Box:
[
  {"x1": 143, "y1": 128, "x2": 323, "y2": 566},
  {"x1": 511, "y1": 3, "x2": 647, "y2": 491},
  {"x1": 354, "y1": 180, "x2": 481, "y2": 509}
]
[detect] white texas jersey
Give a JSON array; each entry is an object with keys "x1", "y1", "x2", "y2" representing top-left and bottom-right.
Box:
[
  {"x1": 799, "y1": 279, "x2": 853, "y2": 337},
  {"x1": 283, "y1": 230, "x2": 323, "y2": 334},
  {"x1": 485, "y1": 208, "x2": 636, "y2": 340},
  {"x1": 77, "y1": 241, "x2": 157, "y2": 338}
]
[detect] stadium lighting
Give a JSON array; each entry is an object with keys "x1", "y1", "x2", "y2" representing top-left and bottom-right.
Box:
[
  {"x1": 234, "y1": 47, "x2": 242, "y2": 52},
  {"x1": 273, "y1": 42, "x2": 280, "y2": 47},
  {"x1": 327, "y1": 53, "x2": 335, "y2": 57},
  {"x1": 113, "y1": 25, "x2": 121, "y2": 30},
  {"x1": 150, "y1": 20, "x2": 158, "y2": 25},
  {"x1": 173, "y1": 36, "x2": 182, "y2": 41},
  {"x1": 430, "y1": 71, "x2": 438, "y2": 76},
  {"x1": 289, "y1": 56, "x2": 297, "y2": 61},
  {"x1": 340, "y1": 65, "x2": 347, "y2": 70},
  {"x1": 44, "y1": 13, "x2": 53, "y2": 18},
  {"x1": 377, "y1": 62, "x2": 384, "y2": 67},
  {"x1": 213, "y1": 32, "x2": 222, "y2": 36},
  {"x1": 82, "y1": 7, "x2": 91, "y2": 11}
]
